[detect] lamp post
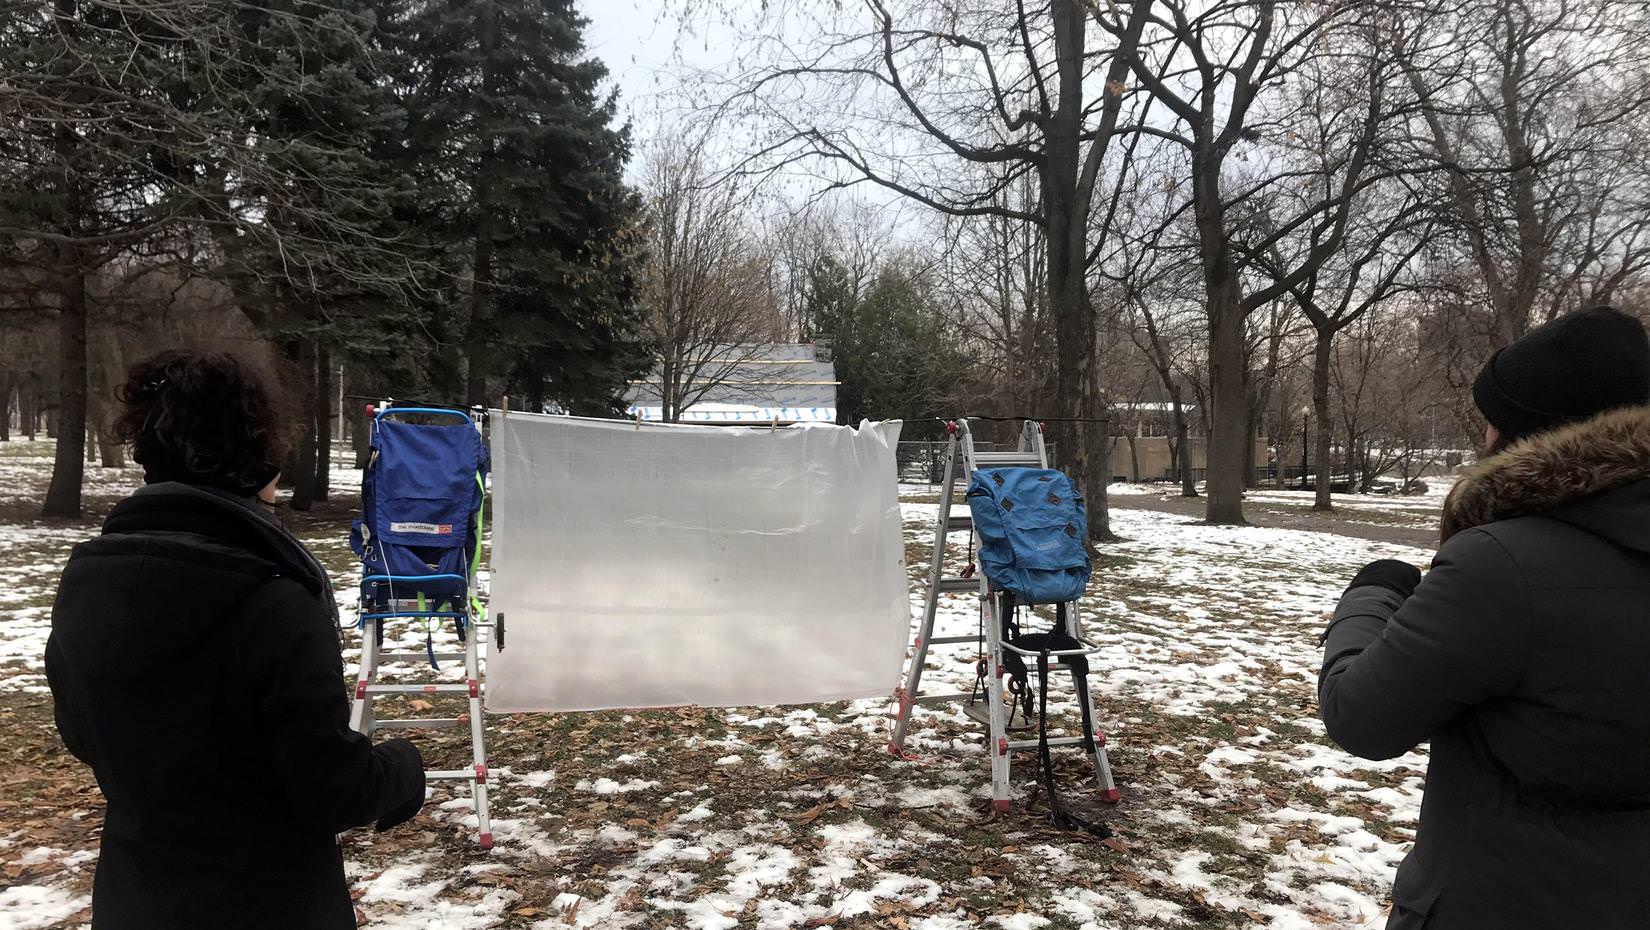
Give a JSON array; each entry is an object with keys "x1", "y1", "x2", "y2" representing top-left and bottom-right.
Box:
[{"x1": 1300, "y1": 406, "x2": 1311, "y2": 491}]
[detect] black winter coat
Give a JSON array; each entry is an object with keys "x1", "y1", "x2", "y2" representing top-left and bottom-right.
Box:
[
  {"x1": 46, "y1": 482, "x2": 426, "y2": 930},
  {"x1": 1320, "y1": 406, "x2": 1650, "y2": 929}
]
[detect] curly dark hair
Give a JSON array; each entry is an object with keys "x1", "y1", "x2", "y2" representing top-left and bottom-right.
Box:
[{"x1": 113, "y1": 351, "x2": 294, "y2": 495}]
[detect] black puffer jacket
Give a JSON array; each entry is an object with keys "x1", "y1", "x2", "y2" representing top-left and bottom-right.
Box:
[
  {"x1": 46, "y1": 483, "x2": 425, "y2": 930},
  {"x1": 1320, "y1": 407, "x2": 1650, "y2": 929}
]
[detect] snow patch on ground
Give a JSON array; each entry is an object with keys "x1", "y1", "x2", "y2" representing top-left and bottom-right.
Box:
[
  {"x1": 0, "y1": 885, "x2": 89, "y2": 930},
  {"x1": 574, "y1": 777, "x2": 660, "y2": 795}
]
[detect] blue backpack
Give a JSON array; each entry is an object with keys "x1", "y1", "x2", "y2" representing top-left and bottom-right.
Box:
[
  {"x1": 350, "y1": 415, "x2": 488, "y2": 608},
  {"x1": 966, "y1": 467, "x2": 1091, "y2": 604}
]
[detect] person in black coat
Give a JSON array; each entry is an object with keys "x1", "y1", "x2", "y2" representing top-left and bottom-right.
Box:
[
  {"x1": 1320, "y1": 307, "x2": 1650, "y2": 929},
  {"x1": 46, "y1": 351, "x2": 426, "y2": 930}
]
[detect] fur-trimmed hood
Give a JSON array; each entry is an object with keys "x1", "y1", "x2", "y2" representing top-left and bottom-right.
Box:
[{"x1": 1441, "y1": 405, "x2": 1650, "y2": 544}]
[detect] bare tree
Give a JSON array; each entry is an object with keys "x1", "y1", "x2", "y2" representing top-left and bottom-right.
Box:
[
  {"x1": 1103, "y1": 1, "x2": 1407, "y2": 524},
  {"x1": 1238, "y1": 34, "x2": 1438, "y2": 510},
  {"x1": 767, "y1": 203, "x2": 889, "y2": 342},
  {"x1": 1400, "y1": 0, "x2": 1650, "y2": 348},
  {"x1": 1100, "y1": 162, "x2": 1204, "y2": 497},
  {"x1": 715, "y1": 0, "x2": 1159, "y2": 538},
  {"x1": 638, "y1": 143, "x2": 783, "y2": 423},
  {"x1": 1333, "y1": 304, "x2": 1437, "y2": 491},
  {"x1": 943, "y1": 177, "x2": 1059, "y2": 421}
]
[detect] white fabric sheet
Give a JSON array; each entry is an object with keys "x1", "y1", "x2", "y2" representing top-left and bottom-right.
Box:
[{"x1": 485, "y1": 413, "x2": 907, "y2": 712}]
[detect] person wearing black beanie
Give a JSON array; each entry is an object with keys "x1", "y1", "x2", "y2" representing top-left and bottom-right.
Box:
[
  {"x1": 1317, "y1": 307, "x2": 1650, "y2": 930},
  {"x1": 1472, "y1": 306, "x2": 1650, "y2": 449}
]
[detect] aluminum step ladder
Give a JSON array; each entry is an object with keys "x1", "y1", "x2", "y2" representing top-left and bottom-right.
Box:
[
  {"x1": 889, "y1": 418, "x2": 1119, "y2": 810},
  {"x1": 348, "y1": 402, "x2": 497, "y2": 849},
  {"x1": 350, "y1": 598, "x2": 494, "y2": 848}
]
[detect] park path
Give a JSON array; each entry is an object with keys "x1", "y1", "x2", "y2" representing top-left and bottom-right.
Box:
[{"x1": 1108, "y1": 488, "x2": 1443, "y2": 551}]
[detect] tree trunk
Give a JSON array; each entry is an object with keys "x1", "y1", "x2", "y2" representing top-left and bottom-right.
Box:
[
  {"x1": 1204, "y1": 281, "x2": 1248, "y2": 524},
  {"x1": 352, "y1": 406, "x2": 373, "y2": 469},
  {"x1": 1172, "y1": 390, "x2": 1196, "y2": 497},
  {"x1": 43, "y1": 265, "x2": 89, "y2": 518},
  {"x1": 347, "y1": 366, "x2": 373, "y2": 468},
  {"x1": 1311, "y1": 331, "x2": 1334, "y2": 511},
  {"x1": 1096, "y1": 417, "x2": 1113, "y2": 510},
  {"x1": 22, "y1": 384, "x2": 37, "y2": 441},
  {"x1": 464, "y1": 229, "x2": 495, "y2": 408},
  {"x1": 1126, "y1": 433, "x2": 1139, "y2": 482},
  {"x1": 1244, "y1": 412, "x2": 1259, "y2": 490},
  {"x1": 42, "y1": 0, "x2": 87, "y2": 517},
  {"x1": 286, "y1": 337, "x2": 320, "y2": 511},
  {"x1": 0, "y1": 373, "x2": 11, "y2": 441},
  {"x1": 43, "y1": 275, "x2": 88, "y2": 516},
  {"x1": 97, "y1": 428, "x2": 123, "y2": 467},
  {"x1": 89, "y1": 331, "x2": 126, "y2": 468},
  {"x1": 1045, "y1": 0, "x2": 1110, "y2": 539},
  {"x1": 314, "y1": 346, "x2": 332, "y2": 502},
  {"x1": 661, "y1": 355, "x2": 678, "y2": 424},
  {"x1": 463, "y1": 3, "x2": 502, "y2": 409},
  {"x1": 1194, "y1": 138, "x2": 1248, "y2": 525}
]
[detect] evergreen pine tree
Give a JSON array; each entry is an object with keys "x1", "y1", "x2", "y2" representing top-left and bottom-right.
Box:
[
  {"x1": 827, "y1": 262, "x2": 964, "y2": 437},
  {"x1": 396, "y1": 0, "x2": 651, "y2": 413}
]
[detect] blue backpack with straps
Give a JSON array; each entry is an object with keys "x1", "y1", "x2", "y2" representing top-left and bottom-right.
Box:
[
  {"x1": 349, "y1": 416, "x2": 488, "y2": 608},
  {"x1": 966, "y1": 467, "x2": 1091, "y2": 604}
]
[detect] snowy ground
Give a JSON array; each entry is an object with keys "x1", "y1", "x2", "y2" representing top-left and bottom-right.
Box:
[{"x1": 1, "y1": 440, "x2": 1442, "y2": 929}]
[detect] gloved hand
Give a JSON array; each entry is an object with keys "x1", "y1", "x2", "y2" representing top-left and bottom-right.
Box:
[
  {"x1": 1345, "y1": 559, "x2": 1422, "y2": 599},
  {"x1": 374, "y1": 739, "x2": 427, "y2": 832}
]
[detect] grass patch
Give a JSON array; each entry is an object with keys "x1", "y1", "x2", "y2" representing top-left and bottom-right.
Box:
[{"x1": 1195, "y1": 829, "x2": 1244, "y2": 857}]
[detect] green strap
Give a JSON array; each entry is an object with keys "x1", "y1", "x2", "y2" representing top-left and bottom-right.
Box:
[{"x1": 469, "y1": 471, "x2": 486, "y2": 617}]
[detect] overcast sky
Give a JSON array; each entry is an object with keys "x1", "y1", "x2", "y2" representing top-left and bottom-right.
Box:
[
  {"x1": 577, "y1": 0, "x2": 715, "y2": 149},
  {"x1": 572, "y1": 0, "x2": 930, "y2": 225}
]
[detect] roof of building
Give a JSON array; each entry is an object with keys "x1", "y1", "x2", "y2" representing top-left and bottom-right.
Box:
[{"x1": 623, "y1": 344, "x2": 838, "y2": 424}]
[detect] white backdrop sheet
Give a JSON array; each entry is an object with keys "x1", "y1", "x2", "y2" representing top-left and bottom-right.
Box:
[{"x1": 485, "y1": 413, "x2": 908, "y2": 712}]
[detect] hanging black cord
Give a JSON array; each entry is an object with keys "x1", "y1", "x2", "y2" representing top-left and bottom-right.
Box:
[
  {"x1": 1001, "y1": 593, "x2": 1032, "y2": 727},
  {"x1": 346, "y1": 393, "x2": 471, "y2": 410},
  {"x1": 933, "y1": 415, "x2": 1111, "y2": 424},
  {"x1": 1035, "y1": 645, "x2": 1113, "y2": 838}
]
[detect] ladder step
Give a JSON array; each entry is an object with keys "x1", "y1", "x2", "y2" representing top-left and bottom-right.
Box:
[
  {"x1": 369, "y1": 599, "x2": 471, "y2": 612},
  {"x1": 945, "y1": 514, "x2": 973, "y2": 532},
  {"x1": 426, "y1": 769, "x2": 483, "y2": 781},
  {"x1": 962, "y1": 703, "x2": 1033, "y2": 731},
  {"x1": 914, "y1": 692, "x2": 975, "y2": 705},
  {"x1": 361, "y1": 611, "x2": 468, "y2": 621},
  {"x1": 377, "y1": 652, "x2": 466, "y2": 663},
  {"x1": 1007, "y1": 735, "x2": 1089, "y2": 750},
  {"x1": 363, "y1": 683, "x2": 474, "y2": 695},
  {"x1": 924, "y1": 635, "x2": 978, "y2": 646},
  {"x1": 972, "y1": 453, "x2": 1044, "y2": 468},
  {"x1": 932, "y1": 577, "x2": 980, "y2": 594},
  {"x1": 375, "y1": 718, "x2": 465, "y2": 729}
]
